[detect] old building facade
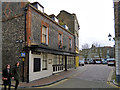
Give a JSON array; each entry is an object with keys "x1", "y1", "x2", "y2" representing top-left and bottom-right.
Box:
[
  {"x1": 57, "y1": 10, "x2": 80, "y2": 68},
  {"x1": 114, "y1": 1, "x2": 120, "y2": 83},
  {"x1": 2, "y1": 2, "x2": 77, "y2": 82}
]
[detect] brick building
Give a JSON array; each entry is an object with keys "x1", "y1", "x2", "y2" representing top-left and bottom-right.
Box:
[
  {"x1": 57, "y1": 10, "x2": 80, "y2": 68},
  {"x1": 2, "y1": 2, "x2": 77, "y2": 82}
]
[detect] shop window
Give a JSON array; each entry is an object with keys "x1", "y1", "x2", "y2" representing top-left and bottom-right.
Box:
[
  {"x1": 42, "y1": 53, "x2": 47, "y2": 70},
  {"x1": 34, "y1": 58, "x2": 41, "y2": 72}
]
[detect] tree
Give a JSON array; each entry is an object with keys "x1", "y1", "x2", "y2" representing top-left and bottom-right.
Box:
[
  {"x1": 92, "y1": 42, "x2": 101, "y2": 47},
  {"x1": 82, "y1": 43, "x2": 89, "y2": 49}
]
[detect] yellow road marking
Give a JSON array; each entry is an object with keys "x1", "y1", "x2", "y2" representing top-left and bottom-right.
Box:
[
  {"x1": 107, "y1": 68, "x2": 119, "y2": 88},
  {"x1": 107, "y1": 81, "x2": 118, "y2": 88},
  {"x1": 36, "y1": 78, "x2": 69, "y2": 88},
  {"x1": 0, "y1": 85, "x2": 14, "y2": 88}
]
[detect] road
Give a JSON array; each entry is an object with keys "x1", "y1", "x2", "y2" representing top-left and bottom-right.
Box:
[
  {"x1": 45, "y1": 64, "x2": 115, "y2": 88},
  {"x1": 1, "y1": 64, "x2": 116, "y2": 89}
]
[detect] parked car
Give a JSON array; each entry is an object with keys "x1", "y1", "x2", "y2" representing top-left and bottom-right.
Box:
[
  {"x1": 95, "y1": 59, "x2": 102, "y2": 64},
  {"x1": 107, "y1": 58, "x2": 115, "y2": 66},
  {"x1": 89, "y1": 60, "x2": 94, "y2": 64},
  {"x1": 84, "y1": 60, "x2": 89, "y2": 64},
  {"x1": 79, "y1": 60, "x2": 85, "y2": 66},
  {"x1": 102, "y1": 59, "x2": 107, "y2": 64}
]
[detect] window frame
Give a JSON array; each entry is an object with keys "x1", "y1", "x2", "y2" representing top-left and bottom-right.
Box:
[
  {"x1": 42, "y1": 53, "x2": 47, "y2": 70},
  {"x1": 58, "y1": 31, "x2": 63, "y2": 48},
  {"x1": 69, "y1": 36, "x2": 72, "y2": 50},
  {"x1": 41, "y1": 21, "x2": 49, "y2": 45}
]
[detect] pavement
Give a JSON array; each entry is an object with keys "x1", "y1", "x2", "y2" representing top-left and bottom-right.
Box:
[{"x1": 0, "y1": 68, "x2": 78, "y2": 89}]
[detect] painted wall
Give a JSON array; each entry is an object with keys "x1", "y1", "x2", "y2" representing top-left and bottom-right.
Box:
[
  {"x1": 29, "y1": 51, "x2": 53, "y2": 82},
  {"x1": 75, "y1": 56, "x2": 79, "y2": 67}
]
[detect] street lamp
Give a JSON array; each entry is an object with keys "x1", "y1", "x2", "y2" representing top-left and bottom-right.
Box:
[{"x1": 108, "y1": 33, "x2": 112, "y2": 41}]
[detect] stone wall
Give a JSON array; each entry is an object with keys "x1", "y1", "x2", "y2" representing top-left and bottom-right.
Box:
[
  {"x1": 2, "y1": 15, "x2": 25, "y2": 69},
  {"x1": 2, "y1": 2, "x2": 26, "y2": 71}
]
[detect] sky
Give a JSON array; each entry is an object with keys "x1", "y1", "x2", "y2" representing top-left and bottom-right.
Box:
[{"x1": 29, "y1": 0, "x2": 115, "y2": 50}]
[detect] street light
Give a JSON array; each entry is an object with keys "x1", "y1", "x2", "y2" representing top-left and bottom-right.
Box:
[{"x1": 108, "y1": 33, "x2": 112, "y2": 41}]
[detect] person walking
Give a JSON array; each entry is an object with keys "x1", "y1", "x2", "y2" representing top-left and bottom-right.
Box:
[
  {"x1": 2, "y1": 64, "x2": 14, "y2": 90},
  {"x1": 12, "y1": 62, "x2": 20, "y2": 90}
]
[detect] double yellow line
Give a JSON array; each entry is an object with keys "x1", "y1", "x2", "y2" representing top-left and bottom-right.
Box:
[
  {"x1": 0, "y1": 85, "x2": 14, "y2": 88},
  {"x1": 35, "y1": 79, "x2": 69, "y2": 88},
  {"x1": 107, "y1": 68, "x2": 119, "y2": 88}
]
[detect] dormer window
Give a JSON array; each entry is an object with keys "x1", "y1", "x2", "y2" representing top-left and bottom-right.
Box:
[
  {"x1": 62, "y1": 25, "x2": 69, "y2": 30},
  {"x1": 31, "y1": 2, "x2": 44, "y2": 13},
  {"x1": 49, "y1": 14, "x2": 58, "y2": 23}
]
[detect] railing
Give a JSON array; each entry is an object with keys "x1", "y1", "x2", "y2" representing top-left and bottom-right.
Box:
[{"x1": 53, "y1": 65, "x2": 65, "y2": 72}]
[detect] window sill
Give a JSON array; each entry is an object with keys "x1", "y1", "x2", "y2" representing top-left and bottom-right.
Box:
[
  {"x1": 41, "y1": 43, "x2": 48, "y2": 46},
  {"x1": 33, "y1": 70, "x2": 41, "y2": 72},
  {"x1": 58, "y1": 45, "x2": 63, "y2": 49},
  {"x1": 42, "y1": 68, "x2": 47, "y2": 70}
]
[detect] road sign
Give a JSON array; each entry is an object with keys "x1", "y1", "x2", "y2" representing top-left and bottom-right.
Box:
[{"x1": 21, "y1": 53, "x2": 25, "y2": 57}]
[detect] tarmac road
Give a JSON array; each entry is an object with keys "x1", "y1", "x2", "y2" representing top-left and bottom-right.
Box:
[{"x1": 46, "y1": 64, "x2": 115, "y2": 88}]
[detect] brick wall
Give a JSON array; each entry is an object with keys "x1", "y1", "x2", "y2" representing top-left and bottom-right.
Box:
[{"x1": 57, "y1": 10, "x2": 75, "y2": 34}]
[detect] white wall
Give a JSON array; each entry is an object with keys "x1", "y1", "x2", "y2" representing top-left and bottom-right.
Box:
[{"x1": 29, "y1": 51, "x2": 53, "y2": 82}]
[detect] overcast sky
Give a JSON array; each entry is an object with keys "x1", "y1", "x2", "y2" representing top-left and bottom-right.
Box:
[{"x1": 29, "y1": 0, "x2": 115, "y2": 49}]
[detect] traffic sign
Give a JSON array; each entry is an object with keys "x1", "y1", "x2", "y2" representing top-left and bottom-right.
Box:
[{"x1": 21, "y1": 53, "x2": 25, "y2": 57}]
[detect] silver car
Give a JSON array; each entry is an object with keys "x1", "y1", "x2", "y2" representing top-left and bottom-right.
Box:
[{"x1": 79, "y1": 60, "x2": 85, "y2": 66}]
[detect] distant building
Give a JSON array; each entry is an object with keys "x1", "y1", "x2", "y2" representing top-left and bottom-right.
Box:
[
  {"x1": 80, "y1": 45, "x2": 115, "y2": 61},
  {"x1": 2, "y1": 2, "x2": 77, "y2": 82},
  {"x1": 57, "y1": 10, "x2": 80, "y2": 68}
]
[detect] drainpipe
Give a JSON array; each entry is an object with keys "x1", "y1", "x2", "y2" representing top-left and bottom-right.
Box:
[
  {"x1": 24, "y1": 7, "x2": 28, "y2": 82},
  {"x1": 24, "y1": 7, "x2": 27, "y2": 43}
]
